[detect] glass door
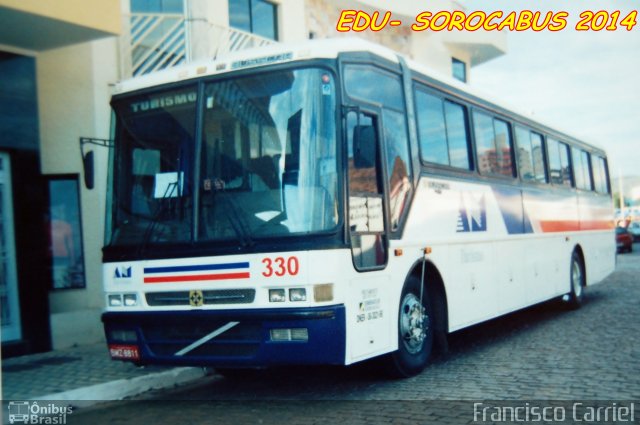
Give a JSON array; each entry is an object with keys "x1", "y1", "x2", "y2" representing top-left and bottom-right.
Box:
[
  {"x1": 346, "y1": 110, "x2": 388, "y2": 270},
  {"x1": 0, "y1": 152, "x2": 21, "y2": 342}
]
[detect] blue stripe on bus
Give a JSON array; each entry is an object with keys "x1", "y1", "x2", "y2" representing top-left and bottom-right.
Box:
[
  {"x1": 144, "y1": 262, "x2": 250, "y2": 274},
  {"x1": 492, "y1": 186, "x2": 533, "y2": 235}
]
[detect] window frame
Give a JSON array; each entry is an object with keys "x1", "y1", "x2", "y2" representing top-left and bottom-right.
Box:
[
  {"x1": 452, "y1": 58, "x2": 467, "y2": 83},
  {"x1": 228, "y1": 0, "x2": 279, "y2": 41}
]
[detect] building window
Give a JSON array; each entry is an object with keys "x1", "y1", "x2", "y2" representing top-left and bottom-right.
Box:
[
  {"x1": 452, "y1": 58, "x2": 467, "y2": 82},
  {"x1": 229, "y1": 0, "x2": 278, "y2": 40},
  {"x1": 47, "y1": 176, "x2": 86, "y2": 289},
  {"x1": 130, "y1": 0, "x2": 183, "y2": 13}
]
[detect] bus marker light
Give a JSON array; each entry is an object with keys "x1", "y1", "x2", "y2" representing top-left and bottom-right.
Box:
[
  {"x1": 394, "y1": 248, "x2": 403, "y2": 256},
  {"x1": 290, "y1": 328, "x2": 309, "y2": 341},
  {"x1": 424, "y1": 247, "x2": 433, "y2": 255},
  {"x1": 313, "y1": 284, "x2": 334, "y2": 302},
  {"x1": 289, "y1": 288, "x2": 307, "y2": 302},
  {"x1": 270, "y1": 328, "x2": 309, "y2": 342},
  {"x1": 269, "y1": 289, "x2": 286, "y2": 302}
]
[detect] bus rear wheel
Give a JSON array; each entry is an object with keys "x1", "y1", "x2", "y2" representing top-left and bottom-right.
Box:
[
  {"x1": 385, "y1": 276, "x2": 433, "y2": 378},
  {"x1": 566, "y1": 251, "x2": 585, "y2": 309}
]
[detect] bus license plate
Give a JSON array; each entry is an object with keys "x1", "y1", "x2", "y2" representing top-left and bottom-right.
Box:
[{"x1": 109, "y1": 344, "x2": 140, "y2": 360}]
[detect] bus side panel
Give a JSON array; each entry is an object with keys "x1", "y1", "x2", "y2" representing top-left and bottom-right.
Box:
[
  {"x1": 402, "y1": 175, "x2": 613, "y2": 333},
  {"x1": 402, "y1": 177, "x2": 516, "y2": 330},
  {"x1": 575, "y1": 191, "x2": 615, "y2": 285},
  {"x1": 521, "y1": 187, "x2": 579, "y2": 298}
]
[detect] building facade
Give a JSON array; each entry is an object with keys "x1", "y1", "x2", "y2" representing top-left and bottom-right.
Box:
[{"x1": 0, "y1": 0, "x2": 506, "y2": 355}]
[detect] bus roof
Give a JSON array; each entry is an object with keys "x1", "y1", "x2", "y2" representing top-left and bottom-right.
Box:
[{"x1": 113, "y1": 37, "x2": 604, "y2": 154}]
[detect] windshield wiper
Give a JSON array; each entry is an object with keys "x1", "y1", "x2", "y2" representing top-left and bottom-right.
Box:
[
  {"x1": 137, "y1": 181, "x2": 180, "y2": 256},
  {"x1": 211, "y1": 188, "x2": 254, "y2": 248}
]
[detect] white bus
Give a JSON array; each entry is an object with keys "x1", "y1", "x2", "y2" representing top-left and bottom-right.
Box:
[{"x1": 100, "y1": 38, "x2": 615, "y2": 377}]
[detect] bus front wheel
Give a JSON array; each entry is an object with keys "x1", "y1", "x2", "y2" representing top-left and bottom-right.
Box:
[{"x1": 385, "y1": 276, "x2": 433, "y2": 378}]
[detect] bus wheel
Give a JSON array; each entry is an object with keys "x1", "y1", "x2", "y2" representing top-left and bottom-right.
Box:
[
  {"x1": 386, "y1": 276, "x2": 433, "y2": 378},
  {"x1": 566, "y1": 251, "x2": 585, "y2": 309}
]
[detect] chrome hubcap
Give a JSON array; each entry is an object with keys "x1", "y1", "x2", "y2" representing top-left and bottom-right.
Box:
[{"x1": 400, "y1": 293, "x2": 429, "y2": 354}]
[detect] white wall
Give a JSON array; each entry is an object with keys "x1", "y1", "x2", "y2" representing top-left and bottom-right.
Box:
[{"x1": 37, "y1": 37, "x2": 117, "y2": 349}]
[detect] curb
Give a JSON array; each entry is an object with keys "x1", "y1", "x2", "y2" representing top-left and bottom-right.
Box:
[{"x1": 29, "y1": 367, "x2": 208, "y2": 407}]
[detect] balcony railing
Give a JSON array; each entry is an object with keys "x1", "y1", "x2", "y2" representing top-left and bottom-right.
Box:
[{"x1": 120, "y1": 13, "x2": 276, "y2": 78}]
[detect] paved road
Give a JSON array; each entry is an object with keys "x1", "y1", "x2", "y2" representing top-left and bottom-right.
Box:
[{"x1": 69, "y1": 247, "x2": 640, "y2": 424}]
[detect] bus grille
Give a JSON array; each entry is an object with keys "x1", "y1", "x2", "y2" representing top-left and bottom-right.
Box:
[
  {"x1": 145, "y1": 289, "x2": 255, "y2": 306},
  {"x1": 141, "y1": 321, "x2": 262, "y2": 358}
]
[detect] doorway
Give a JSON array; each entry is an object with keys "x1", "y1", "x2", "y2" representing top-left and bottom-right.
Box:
[{"x1": 0, "y1": 152, "x2": 22, "y2": 342}]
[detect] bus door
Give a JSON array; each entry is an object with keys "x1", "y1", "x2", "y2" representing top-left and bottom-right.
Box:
[
  {"x1": 345, "y1": 109, "x2": 393, "y2": 360},
  {"x1": 346, "y1": 109, "x2": 387, "y2": 270}
]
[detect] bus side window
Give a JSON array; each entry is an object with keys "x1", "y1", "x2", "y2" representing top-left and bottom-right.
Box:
[
  {"x1": 473, "y1": 111, "x2": 514, "y2": 177},
  {"x1": 415, "y1": 89, "x2": 471, "y2": 170},
  {"x1": 515, "y1": 127, "x2": 547, "y2": 184},
  {"x1": 548, "y1": 138, "x2": 573, "y2": 187},
  {"x1": 592, "y1": 156, "x2": 609, "y2": 194},
  {"x1": 344, "y1": 65, "x2": 413, "y2": 232}
]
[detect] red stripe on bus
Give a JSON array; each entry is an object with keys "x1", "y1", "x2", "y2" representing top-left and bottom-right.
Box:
[
  {"x1": 143, "y1": 272, "x2": 250, "y2": 284},
  {"x1": 540, "y1": 220, "x2": 612, "y2": 232},
  {"x1": 580, "y1": 220, "x2": 614, "y2": 231}
]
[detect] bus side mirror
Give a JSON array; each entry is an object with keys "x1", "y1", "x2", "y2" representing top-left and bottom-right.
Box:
[
  {"x1": 83, "y1": 150, "x2": 94, "y2": 190},
  {"x1": 353, "y1": 125, "x2": 376, "y2": 169}
]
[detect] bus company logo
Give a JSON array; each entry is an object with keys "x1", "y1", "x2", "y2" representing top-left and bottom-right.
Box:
[
  {"x1": 114, "y1": 266, "x2": 132, "y2": 279},
  {"x1": 457, "y1": 192, "x2": 487, "y2": 233},
  {"x1": 7, "y1": 401, "x2": 73, "y2": 424},
  {"x1": 189, "y1": 290, "x2": 204, "y2": 307}
]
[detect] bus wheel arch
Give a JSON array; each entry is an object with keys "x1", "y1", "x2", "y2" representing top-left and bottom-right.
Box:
[
  {"x1": 385, "y1": 260, "x2": 448, "y2": 378},
  {"x1": 413, "y1": 261, "x2": 449, "y2": 356}
]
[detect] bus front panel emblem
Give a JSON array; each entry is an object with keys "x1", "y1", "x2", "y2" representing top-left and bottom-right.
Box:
[{"x1": 189, "y1": 290, "x2": 204, "y2": 307}]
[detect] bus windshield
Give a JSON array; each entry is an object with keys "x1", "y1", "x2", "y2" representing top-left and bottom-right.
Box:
[{"x1": 109, "y1": 67, "x2": 339, "y2": 247}]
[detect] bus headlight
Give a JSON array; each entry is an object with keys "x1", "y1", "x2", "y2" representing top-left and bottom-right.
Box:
[
  {"x1": 123, "y1": 294, "x2": 138, "y2": 307},
  {"x1": 289, "y1": 288, "x2": 307, "y2": 302},
  {"x1": 269, "y1": 289, "x2": 286, "y2": 302},
  {"x1": 108, "y1": 294, "x2": 123, "y2": 307},
  {"x1": 108, "y1": 293, "x2": 138, "y2": 307}
]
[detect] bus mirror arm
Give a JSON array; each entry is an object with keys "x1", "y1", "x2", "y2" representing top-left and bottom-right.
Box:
[{"x1": 79, "y1": 137, "x2": 113, "y2": 190}]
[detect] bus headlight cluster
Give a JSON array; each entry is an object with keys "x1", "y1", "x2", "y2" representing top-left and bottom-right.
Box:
[
  {"x1": 108, "y1": 293, "x2": 138, "y2": 307},
  {"x1": 269, "y1": 288, "x2": 307, "y2": 303},
  {"x1": 268, "y1": 285, "x2": 333, "y2": 303}
]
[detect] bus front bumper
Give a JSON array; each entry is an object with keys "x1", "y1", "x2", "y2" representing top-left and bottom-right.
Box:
[{"x1": 102, "y1": 305, "x2": 346, "y2": 367}]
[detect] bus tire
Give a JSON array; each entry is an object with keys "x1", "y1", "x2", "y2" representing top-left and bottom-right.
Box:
[
  {"x1": 385, "y1": 275, "x2": 433, "y2": 378},
  {"x1": 566, "y1": 250, "x2": 585, "y2": 309}
]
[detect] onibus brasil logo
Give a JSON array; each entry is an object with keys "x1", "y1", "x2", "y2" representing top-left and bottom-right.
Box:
[{"x1": 7, "y1": 401, "x2": 73, "y2": 424}]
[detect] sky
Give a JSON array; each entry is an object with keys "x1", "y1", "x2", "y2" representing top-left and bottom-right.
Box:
[{"x1": 463, "y1": 0, "x2": 640, "y2": 178}]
